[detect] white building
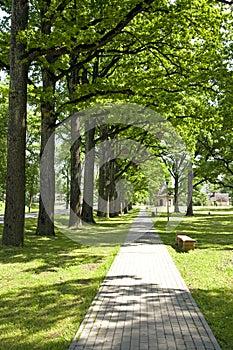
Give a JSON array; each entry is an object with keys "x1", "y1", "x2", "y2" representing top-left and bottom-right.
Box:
[{"x1": 208, "y1": 192, "x2": 231, "y2": 206}]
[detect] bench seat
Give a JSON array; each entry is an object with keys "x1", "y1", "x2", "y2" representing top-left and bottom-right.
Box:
[
  {"x1": 177, "y1": 234, "x2": 196, "y2": 251},
  {"x1": 175, "y1": 231, "x2": 187, "y2": 244}
]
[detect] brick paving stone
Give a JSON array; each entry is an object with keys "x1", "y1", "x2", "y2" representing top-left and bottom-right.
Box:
[{"x1": 68, "y1": 208, "x2": 222, "y2": 350}]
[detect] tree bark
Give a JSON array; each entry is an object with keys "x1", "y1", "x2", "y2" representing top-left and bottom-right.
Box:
[
  {"x1": 123, "y1": 200, "x2": 128, "y2": 214},
  {"x1": 36, "y1": 3, "x2": 56, "y2": 236},
  {"x1": 2, "y1": 0, "x2": 29, "y2": 246},
  {"x1": 174, "y1": 172, "x2": 180, "y2": 213},
  {"x1": 109, "y1": 159, "x2": 118, "y2": 217},
  {"x1": 186, "y1": 163, "x2": 194, "y2": 216},
  {"x1": 37, "y1": 131, "x2": 55, "y2": 235},
  {"x1": 128, "y1": 202, "x2": 133, "y2": 211},
  {"x1": 68, "y1": 53, "x2": 82, "y2": 227},
  {"x1": 97, "y1": 126, "x2": 109, "y2": 217},
  {"x1": 97, "y1": 161, "x2": 109, "y2": 217},
  {"x1": 69, "y1": 116, "x2": 82, "y2": 227},
  {"x1": 81, "y1": 122, "x2": 96, "y2": 223},
  {"x1": 97, "y1": 126, "x2": 120, "y2": 218}
]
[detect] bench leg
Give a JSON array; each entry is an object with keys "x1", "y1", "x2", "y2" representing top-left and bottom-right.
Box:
[
  {"x1": 177, "y1": 238, "x2": 183, "y2": 248},
  {"x1": 182, "y1": 242, "x2": 195, "y2": 251}
]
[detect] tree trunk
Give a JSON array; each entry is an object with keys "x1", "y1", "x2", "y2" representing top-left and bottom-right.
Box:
[
  {"x1": 128, "y1": 202, "x2": 133, "y2": 211},
  {"x1": 36, "y1": 4, "x2": 56, "y2": 236},
  {"x1": 68, "y1": 53, "x2": 82, "y2": 227},
  {"x1": 69, "y1": 116, "x2": 82, "y2": 227},
  {"x1": 109, "y1": 159, "x2": 118, "y2": 217},
  {"x1": 174, "y1": 172, "x2": 180, "y2": 213},
  {"x1": 81, "y1": 122, "x2": 96, "y2": 223},
  {"x1": 97, "y1": 126, "x2": 109, "y2": 217},
  {"x1": 124, "y1": 200, "x2": 128, "y2": 214},
  {"x1": 37, "y1": 128, "x2": 55, "y2": 236},
  {"x1": 2, "y1": 0, "x2": 29, "y2": 246},
  {"x1": 97, "y1": 126, "x2": 120, "y2": 218},
  {"x1": 98, "y1": 154, "x2": 118, "y2": 218},
  {"x1": 97, "y1": 161, "x2": 109, "y2": 217},
  {"x1": 186, "y1": 163, "x2": 194, "y2": 216},
  {"x1": 65, "y1": 164, "x2": 70, "y2": 210}
]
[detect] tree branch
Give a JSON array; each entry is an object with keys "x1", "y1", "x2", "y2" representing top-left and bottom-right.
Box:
[
  {"x1": 98, "y1": 56, "x2": 121, "y2": 78},
  {"x1": 55, "y1": 88, "x2": 134, "y2": 117},
  {"x1": 26, "y1": 0, "x2": 166, "y2": 62},
  {"x1": 193, "y1": 178, "x2": 207, "y2": 188},
  {"x1": 215, "y1": 0, "x2": 233, "y2": 4}
]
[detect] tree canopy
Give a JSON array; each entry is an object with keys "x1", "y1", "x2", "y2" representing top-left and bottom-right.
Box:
[{"x1": 0, "y1": 0, "x2": 233, "y2": 245}]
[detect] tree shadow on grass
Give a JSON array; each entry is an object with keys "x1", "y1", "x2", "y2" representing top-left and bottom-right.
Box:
[
  {"x1": 0, "y1": 219, "x2": 112, "y2": 268},
  {"x1": 181, "y1": 214, "x2": 233, "y2": 251},
  {"x1": 0, "y1": 276, "x2": 103, "y2": 350},
  {"x1": 0, "y1": 269, "x2": 231, "y2": 350},
  {"x1": 52, "y1": 213, "x2": 135, "y2": 247},
  {"x1": 0, "y1": 207, "x2": 139, "y2": 264},
  {"x1": 0, "y1": 233, "x2": 105, "y2": 270},
  {"x1": 190, "y1": 287, "x2": 233, "y2": 350},
  {"x1": 157, "y1": 213, "x2": 233, "y2": 252},
  {"x1": 0, "y1": 218, "x2": 125, "y2": 349}
]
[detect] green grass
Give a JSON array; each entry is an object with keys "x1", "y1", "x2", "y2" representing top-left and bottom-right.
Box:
[
  {"x1": 27, "y1": 202, "x2": 39, "y2": 213},
  {"x1": 194, "y1": 205, "x2": 233, "y2": 212},
  {"x1": 0, "y1": 202, "x2": 39, "y2": 215},
  {"x1": 0, "y1": 208, "x2": 139, "y2": 350},
  {"x1": 152, "y1": 208, "x2": 233, "y2": 350},
  {"x1": 0, "y1": 201, "x2": 4, "y2": 215}
]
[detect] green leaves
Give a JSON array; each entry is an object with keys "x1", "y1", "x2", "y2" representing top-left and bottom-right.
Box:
[{"x1": 1, "y1": 0, "x2": 232, "y2": 210}]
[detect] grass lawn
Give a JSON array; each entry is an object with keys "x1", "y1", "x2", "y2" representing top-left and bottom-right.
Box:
[
  {"x1": 152, "y1": 207, "x2": 233, "y2": 350},
  {"x1": 0, "y1": 201, "x2": 5, "y2": 215},
  {"x1": 0, "y1": 208, "x2": 139, "y2": 350},
  {"x1": 0, "y1": 202, "x2": 39, "y2": 215}
]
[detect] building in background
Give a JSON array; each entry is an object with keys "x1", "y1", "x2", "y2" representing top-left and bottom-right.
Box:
[{"x1": 208, "y1": 192, "x2": 231, "y2": 206}]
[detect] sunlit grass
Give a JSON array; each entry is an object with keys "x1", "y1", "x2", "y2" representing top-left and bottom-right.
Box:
[
  {"x1": 0, "y1": 201, "x2": 5, "y2": 215},
  {"x1": 0, "y1": 208, "x2": 139, "y2": 350},
  {"x1": 0, "y1": 201, "x2": 39, "y2": 215},
  {"x1": 54, "y1": 211, "x2": 136, "y2": 247},
  {"x1": 153, "y1": 208, "x2": 233, "y2": 350}
]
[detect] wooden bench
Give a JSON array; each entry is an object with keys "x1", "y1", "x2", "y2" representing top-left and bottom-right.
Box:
[
  {"x1": 176, "y1": 233, "x2": 196, "y2": 251},
  {"x1": 175, "y1": 231, "x2": 186, "y2": 244}
]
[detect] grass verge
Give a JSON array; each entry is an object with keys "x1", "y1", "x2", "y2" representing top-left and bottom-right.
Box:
[
  {"x1": 0, "y1": 202, "x2": 39, "y2": 215},
  {"x1": 152, "y1": 208, "x2": 233, "y2": 350},
  {"x1": 0, "y1": 208, "x2": 139, "y2": 350},
  {"x1": 0, "y1": 201, "x2": 5, "y2": 215}
]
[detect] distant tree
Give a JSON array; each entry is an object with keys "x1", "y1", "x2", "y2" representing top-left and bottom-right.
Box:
[{"x1": 25, "y1": 110, "x2": 40, "y2": 212}]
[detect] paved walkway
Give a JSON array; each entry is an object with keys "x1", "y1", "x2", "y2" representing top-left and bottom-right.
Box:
[{"x1": 68, "y1": 209, "x2": 221, "y2": 350}]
